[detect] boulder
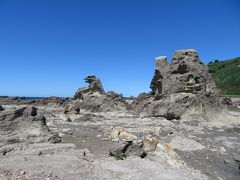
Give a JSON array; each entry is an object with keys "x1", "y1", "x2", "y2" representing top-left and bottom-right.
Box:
[
  {"x1": 0, "y1": 106, "x2": 60, "y2": 146},
  {"x1": 109, "y1": 141, "x2": 147, "y2": 160},
  {"x1": 0, "y1": 105, "x2": 4, "y2": 111},
  {"x1": 143, "y1": 135, "x2": 158, "y2": 152},
  {"x1": 221, "y1": 97, "x2": 232, "y2": 105},
  {"x1": 23, "y1": 106, "x2": 38, "y2": 116},
  {"x1": 64, "y1": 101, "x2": 80, "y2": 114}
]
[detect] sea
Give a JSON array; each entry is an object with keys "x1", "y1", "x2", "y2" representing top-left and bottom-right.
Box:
[{"x1": 25, "y1": 97, "x2": 46, "y2": 100}]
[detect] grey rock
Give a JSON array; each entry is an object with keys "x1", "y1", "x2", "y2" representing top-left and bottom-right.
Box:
[
  {"x1": 23, "y1": 106, "x2": 38, "y2": 116},
  {"x1": 134, "y1": 49, "x2": 222, "y2": 119},
  {"x1": 71, "y1": 76, "x2": 128, "y2": 112},
  {"x1": 151, "y1": 49, "x2": 216, "y2": 95},
  {"x1": 64, "y1": 101, "x2": 80, "y2": 114},
  {"x1": 0, "y1": 106, "x2": 59, "y2": 146},
  {"x1": 48, "y1": 133, "x2": 62, "y2": 144},
  {"x1": 74, "y1": 75, "x2": 105, "y2": 99},
  {"x1": 221, "y1": 97, "x2": 232, "y2": 105},
  {"x1": 109, "y1": 141, "x2": 147, "y2": 159},
  {"x1": 150, "y1": 56, "x2": 168, "y2": 95},
  {"x1": 233, "y1": 154, "x2": 240, "y2": 163},
  {"x1": 77, "y1": 113, "x2": 103, "y2": 122}
]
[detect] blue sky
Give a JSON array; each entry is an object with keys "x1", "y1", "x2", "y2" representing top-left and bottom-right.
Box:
[{"x1": 0, "y1": 0, "x2": 239, "y2": 97}]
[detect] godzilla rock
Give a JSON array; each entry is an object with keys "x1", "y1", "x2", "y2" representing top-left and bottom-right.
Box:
[
  {"x1": 136, "y1": 49, "x2": 221, "y2": 119},
  {"x1": 76, "y1": 91, "x2": 127, "y2": 112},
  {"x1": 0, "y1": 106, "x2": 59, "y2": 147},
  {"x1": 74, "y1": 75, "x2": 105, "y2": 99},
  {"x1": 71, "y1": 76, "x2": 128, "y2": 112}
]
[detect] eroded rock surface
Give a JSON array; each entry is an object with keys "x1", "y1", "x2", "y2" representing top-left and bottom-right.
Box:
[
  {"x1": 71, "y1": 76, "x2": 128, "y2": 113},
  {"x1": 0, "y1": 49, "x2": 239, "y2": 180},
  {"x1": 0, "y1": 106, "x2": 59, "y2": 149},
  {"x1": 134, "y1": 49, "x2": 222, "y2": 119},
  {"x1": 74, "y1": 75, "x2": 105, "y2": 99}
]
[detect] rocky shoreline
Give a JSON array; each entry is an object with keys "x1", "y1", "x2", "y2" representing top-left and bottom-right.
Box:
[{"x1": 0, "y1": 49, "x2": 239, "y2": 180}]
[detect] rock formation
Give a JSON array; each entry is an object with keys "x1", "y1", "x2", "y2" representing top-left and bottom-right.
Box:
[
  {"x1": 133, "y1": 49, "x2": 222, "y2": 119},
  {"x1": 64, "y1": 101, "x2": 81, "y2": 114},
  {"x1": 71, "y1": 76, "x2": 128, "y2": 112},
  {"x1": 0, "y1": 49, "x2": 239, "y2": 180},
  {"x1": 74, "y1": 75, "x2": 105, "y2": 99},
  {"x1": 0, "y1": 96, "x2": 67, "y2": 106},
  {"x1": 0, "y1": 106, "x2": 60, "y2": 147},
  {"x1": 150, "y1": 49, "x2": 216, "y2": 95}
]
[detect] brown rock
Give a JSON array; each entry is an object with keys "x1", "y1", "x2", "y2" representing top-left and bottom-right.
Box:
[
  {"x1": 134, "y1": 49, "x2": 222, "y2": 119},
  {"x1": 143, "y1": 135, "x2": 158, "y2": 152}
]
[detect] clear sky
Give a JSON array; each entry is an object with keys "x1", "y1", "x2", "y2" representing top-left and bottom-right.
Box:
[{"x1": 0, "y1": 0, "x2": 239, "y2": 97}]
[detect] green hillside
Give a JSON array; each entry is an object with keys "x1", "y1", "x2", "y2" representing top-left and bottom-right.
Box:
[{"x1": 208, "y1": 57, "x2": 240, "y2": 95}]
